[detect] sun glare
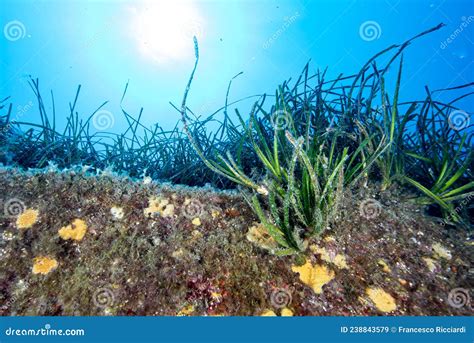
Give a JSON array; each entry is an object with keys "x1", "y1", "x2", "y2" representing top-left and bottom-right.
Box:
[{"x1": 130, "y1": 1, "x2": 205, "y2": 64}]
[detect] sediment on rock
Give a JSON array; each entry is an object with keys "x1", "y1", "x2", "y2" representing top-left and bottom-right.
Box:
[{"x1": 0, "y1": 168, "x2": 471, "y2": 316}]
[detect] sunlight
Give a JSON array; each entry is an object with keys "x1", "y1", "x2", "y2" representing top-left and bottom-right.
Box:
[{"x1": 129, "y1": 1, "x2": 205, "y2": 64}]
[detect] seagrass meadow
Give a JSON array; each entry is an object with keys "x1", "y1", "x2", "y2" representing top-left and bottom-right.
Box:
[{"x1": 0, "y1": 24, "x2": 473, "y2": 316}]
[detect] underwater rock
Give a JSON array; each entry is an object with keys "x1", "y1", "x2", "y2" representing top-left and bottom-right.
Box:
[{"x1": 0, "y1": 169, "x2": 470, "y2": 316}]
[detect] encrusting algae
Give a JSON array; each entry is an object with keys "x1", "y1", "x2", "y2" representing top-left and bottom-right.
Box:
[
  {"x1": 260, "y1": 309, "x2": 277, "y2": 316},
  {"x1": 377, "y1": 259, "x2": 391, "y2": 273},
  {"x1": 291, "y1": 261, "x2": 335, "y2": 294},
  {"x1": 310, "y1": 245, "x2": 348, "y2": 270},
  {"x1": 432, "y1": 243, "x2": 452, "y2": 260},
  {"x1": 16, "y1": 208, "x2": 39, "y2": 229},
  {"x1": 211, "y1": 209, "x2": 220, "y2": 219},
  {"x1": 58, "y1": 219, "x2": 87, "y2": 241},
  {"x1": 32, "y1": 256, "x2": 58, "y2": 275},
  {"x1": 144, "y1": 196, "x2": 175, "y2": 218},
  {"x1": 365, "y1": 287, "x2": 397, "y2": 313},
  {"x1": 422, "y1": 257, "x2": 437, "y2": 272},
  {"x1": 110, "y1": 206, "x2": 124, "y2": 220},
  {"x1": 260, "y1": 308, "x2": 293, "y2": 316},
  {"x1": 177, "y1": 304, "x2": 195, "y2": 316},
  {"x1": 281, "y1": 308, "x2": 294, "y2": 316}
]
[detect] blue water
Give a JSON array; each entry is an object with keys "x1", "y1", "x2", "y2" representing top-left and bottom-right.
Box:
[{"x1": 1, "y1": 0, "x2": 472, "y2": 134}]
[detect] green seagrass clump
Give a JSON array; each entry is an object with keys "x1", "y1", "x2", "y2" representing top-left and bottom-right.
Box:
[{"x1": 180, "y1": 24, "x2": 473, "y2": 254}]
